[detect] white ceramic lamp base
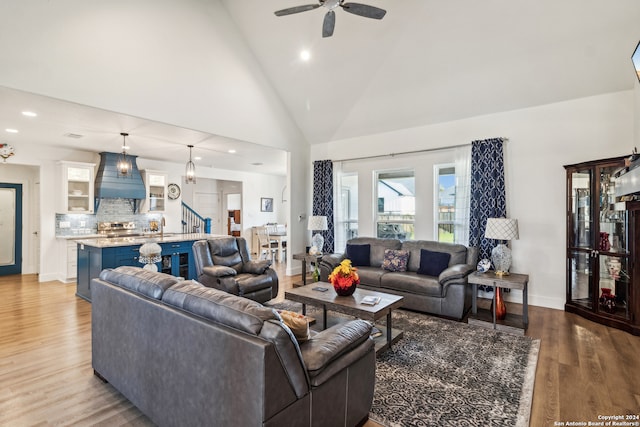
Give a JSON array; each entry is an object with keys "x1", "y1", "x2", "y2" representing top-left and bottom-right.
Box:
[{"x1": 491, "y1": 243, "x2": 512, "y2": 276}]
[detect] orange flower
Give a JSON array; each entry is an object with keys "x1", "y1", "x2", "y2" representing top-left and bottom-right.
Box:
[{"x1": 328, "y1": 259, "x2": 360, "y2": 289}]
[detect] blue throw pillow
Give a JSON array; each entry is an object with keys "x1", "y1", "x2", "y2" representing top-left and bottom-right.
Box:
[
  {"x1": 346, "y1": 244, "x2": 371, "y2": 267},
  {"x1": 417, "y1": 249, "x2": 451, "y2": 276}
]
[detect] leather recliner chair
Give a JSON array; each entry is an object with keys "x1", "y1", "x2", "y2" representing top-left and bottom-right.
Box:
[{"x1": 192, "y1": 236, "x2": 279, "y2": 303}]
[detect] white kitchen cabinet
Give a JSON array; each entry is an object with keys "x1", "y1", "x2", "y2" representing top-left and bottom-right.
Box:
[
  {"x1": 140, "y1": 170, "x2": 168, "y2": 213},
  {"x1": 67, "y1": 241, "x2": 78, "y2": 280},
  {"x1": 59, "y1": 161, "x2": 95, "y2": 214}
]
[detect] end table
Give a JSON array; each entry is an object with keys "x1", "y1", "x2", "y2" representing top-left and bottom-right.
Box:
[
  {"x1": 292, "y1": 253, "x2": 323, "y2": 287},
  {"x1": 467, "y1": 271, "x2": 529, "y2": 333}
]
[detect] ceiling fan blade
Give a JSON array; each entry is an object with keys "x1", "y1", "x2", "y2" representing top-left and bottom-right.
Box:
[
  {"x1": 274, "y1": 4, "x2": 321, "y2": 16},
  {"x1": 341, "y1": 2, "x2": 386, "y2": 19},
  {"x1": 322, "y1": 10, "x2": 336, "y2": 37}
]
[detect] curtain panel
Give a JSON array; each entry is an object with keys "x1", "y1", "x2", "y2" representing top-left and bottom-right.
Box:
[
  {"x1": 313, "y1": 160, "x2": 335, "y2": 254},
  {"x1": 468, "y1": 138, "x2": 506, "y2": 261}
]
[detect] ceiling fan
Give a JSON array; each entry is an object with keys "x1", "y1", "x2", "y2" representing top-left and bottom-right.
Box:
[{"x1": 274, "y1": 0, "x2": 386, "y2": 38}]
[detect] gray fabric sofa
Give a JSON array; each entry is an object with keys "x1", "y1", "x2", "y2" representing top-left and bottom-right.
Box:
[
  {"x1": 192, "y1": 236, "x2": 278, "y2": 303},
  {"x1": 91, "y1": 266, "x2": 375, "y2": 427},
  {"x1": 320, "y1": 237, "x2": 478, "y2": 319}
]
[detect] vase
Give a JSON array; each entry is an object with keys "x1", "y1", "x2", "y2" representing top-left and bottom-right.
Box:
[
  {"x1": 493, "y1": 287, "x2": 507, "y2": 320},
  {"x1": 599, "y1": 232, "x2": 611, "y2": 251},
  {"x1": 333, "y1": 282, "x2": 357, "y2": 296}
]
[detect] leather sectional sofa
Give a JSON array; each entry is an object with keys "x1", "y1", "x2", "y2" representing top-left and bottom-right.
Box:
[
  {"x1": 320, "y1": 237, "x2": 478, "y2": 319},
  {"x1": 91, "y1": 266, "x2": 375, "y2": 427}
]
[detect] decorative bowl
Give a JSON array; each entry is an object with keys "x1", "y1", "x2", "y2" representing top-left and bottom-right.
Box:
[{"x1": 477, "y1": 258, "x2": 491, "y2": 273}]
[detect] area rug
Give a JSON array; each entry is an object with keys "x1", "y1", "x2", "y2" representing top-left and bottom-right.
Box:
[{"x1": 268, "y1": 301, "x2": 540, "y2": 427}]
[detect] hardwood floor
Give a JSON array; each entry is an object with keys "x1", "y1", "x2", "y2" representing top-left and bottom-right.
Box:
[{"x1": 1, "y1": 265, "x2": 639, "y2": 426}]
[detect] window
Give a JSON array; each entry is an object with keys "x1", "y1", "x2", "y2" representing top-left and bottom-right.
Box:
[
  {"x1": 435, "y1": 164, "x2": 456, "y2": 243},
  {"x1": 376, "y1": 170, "x2": 415, "y2": 241},
  {"x1": 335, "y1": 172, "x2": 358, "y2": 252}
]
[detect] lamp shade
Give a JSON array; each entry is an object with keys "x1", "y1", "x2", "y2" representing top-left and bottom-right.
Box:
[
  {"x1": 307, "y1": 216, "x2": 328, "y2": 231},
  {"x1": 484, "y1": 218, "x2": 519, "y2": 241}
]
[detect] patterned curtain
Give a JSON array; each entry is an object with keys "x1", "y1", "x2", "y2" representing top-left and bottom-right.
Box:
[
  {"x1": 468, "y1": 138, "x2": 506, "y2": 261},
  {"x1": 313, "y1": 160, "x2": 335, "y2": 253}
]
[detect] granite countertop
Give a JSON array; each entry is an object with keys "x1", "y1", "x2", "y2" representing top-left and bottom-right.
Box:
[{"x1": 73, "y1": 233, "x2": 223, "y2": 248}]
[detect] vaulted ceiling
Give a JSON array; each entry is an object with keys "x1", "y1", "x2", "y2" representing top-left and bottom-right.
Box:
[
  {"x1": 0, "y1": 0, "x2": 639, "y2": 172},
  {"x1": 224, "y1": 0, "x2": 640, "y2": 144}
]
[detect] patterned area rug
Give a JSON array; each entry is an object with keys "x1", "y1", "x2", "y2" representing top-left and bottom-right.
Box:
[{"x1": 269, "y1": 301, "x2": 539, "y2": 427}]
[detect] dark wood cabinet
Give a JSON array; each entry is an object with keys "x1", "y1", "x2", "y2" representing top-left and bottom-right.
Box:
[{"x1": 564, "y1": 156, "x2": 639, "y2": 335}]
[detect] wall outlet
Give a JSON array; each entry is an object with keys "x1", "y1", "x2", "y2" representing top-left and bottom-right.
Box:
[{"x1": 59, "y1": 221, "x2": 71, "y2": 228}]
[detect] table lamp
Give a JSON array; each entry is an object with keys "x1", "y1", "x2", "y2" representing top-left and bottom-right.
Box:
[
  {"x1": 484, "y1": 218, "x2": 519, "y2": 276},
  {"x1": 307, "y1": 215, "x2": 328, "y2": 254}
]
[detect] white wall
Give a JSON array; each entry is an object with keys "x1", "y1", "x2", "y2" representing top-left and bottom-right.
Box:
[{"x1": 311, "y1": 90, "x2": 635, "y2": 310}]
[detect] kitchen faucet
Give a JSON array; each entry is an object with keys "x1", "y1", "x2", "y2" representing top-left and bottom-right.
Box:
[{"x1": 160, "y1": 216, "x2": 166, "y2": 239}]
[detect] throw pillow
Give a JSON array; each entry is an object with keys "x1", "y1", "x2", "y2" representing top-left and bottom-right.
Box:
[
  {"x1": 346, "y1": 244, "x2": 371, "y2": 267},
  {"x1": 381, "y1": 249, "x2": 410, "y2": 272},
  {"x1": 278, "y1": 310, "x2": 310, "y2": 342},
  {"x1": 417, "y1": 249, "x2": 451, "y2": 276}
]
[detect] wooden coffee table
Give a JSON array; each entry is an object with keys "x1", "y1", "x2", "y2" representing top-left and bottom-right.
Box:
[{"x1": 285, "y1": 283, "x2": 404, "y2": 354}]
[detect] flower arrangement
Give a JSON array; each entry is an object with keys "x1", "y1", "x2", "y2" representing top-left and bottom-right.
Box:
[{"x1": 328, "y1": 259, "x2": 360, "y2": 296}]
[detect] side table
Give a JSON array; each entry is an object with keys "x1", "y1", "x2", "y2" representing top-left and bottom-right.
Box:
[
  {"x1": 467, "y1": 271, "x2": 529, "y2": 334},
  {"x1": 292, "y1": 253, "x2": 323, "y2": 287}
]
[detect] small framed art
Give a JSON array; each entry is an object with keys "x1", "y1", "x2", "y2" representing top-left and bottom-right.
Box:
[{"x1": 261, "y1": 197, "x2": 273, "y2": 212}]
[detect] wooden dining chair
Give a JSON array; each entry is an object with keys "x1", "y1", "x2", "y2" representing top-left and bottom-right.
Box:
[{"x1": 256, "y1": 226, "x2": 278, "y2": 261}]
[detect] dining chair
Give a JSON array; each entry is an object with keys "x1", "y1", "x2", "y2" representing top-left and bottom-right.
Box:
[{"x1": 256, "y1": 226, "x2": 278, "y2": 261}]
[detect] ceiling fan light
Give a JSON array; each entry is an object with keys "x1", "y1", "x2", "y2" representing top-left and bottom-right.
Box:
[{"x1": 185, "y1": 144, "x2": 197, "y2": 184}]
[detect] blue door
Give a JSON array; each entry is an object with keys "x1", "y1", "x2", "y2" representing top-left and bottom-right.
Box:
[{"x1": 0, "y1": 183, "x2": 22, "y2": 276}]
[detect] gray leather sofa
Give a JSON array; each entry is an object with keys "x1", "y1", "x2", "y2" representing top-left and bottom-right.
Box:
[
  {"x1": 92, "y1": 266, "x2": 375, "y2": 427},
  {"x1": 192, "y1": 236, "x2": 278, "y2": 303},
  {"x1": 320, "y1": 237, "x2": 478, "y2": 319}
]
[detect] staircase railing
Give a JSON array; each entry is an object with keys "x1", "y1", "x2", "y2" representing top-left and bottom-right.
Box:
[{"x1": 182, "y1": 202, "x2": 212, "y2": 234}]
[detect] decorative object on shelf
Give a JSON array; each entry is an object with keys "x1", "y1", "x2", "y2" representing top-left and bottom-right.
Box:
[
  {"x1": 116, "y1": 132, "x2": 132, "y2": 177},
  {"x1": 484, "y1": 217, "x2": 519, "y2": 276},
  {"x1": 490, "y1": 287, "x2": 507, "y2": 320},
  {"x1": 185, "y1": 145, "x2": 196, "y2": 184},
  {"x1": 477, "y1": 258, "x2": 491, "y2": 273},
  {"x1": 260, "y1": 197, "x2": 273, "y2": 212},
  {"x1": 168, "y1": 183, "x2": 181, "y2": 200},
  {"x1": 0, "y1": 143, "x2": 15, "y2": 162},
  {"x1": 328, "y1": 259, "x2": 360, "y2": 296},
  {"x1": 312, "y1": 263, "x2": 320, "y2": 282},
  {"x1": 599, "y1": 232, "x2": 611, "y2": 251},
  {"x1": 599, "y1": 287, "x2": 617, "y2": 312},
  {"x1": 308, "y1": 215, "x2": 328, "y2": 254},
  {"x1": 607, "y1": 257, "x2": 622, "y2": 280},
  {"x1": 139, "y1": 242, "x2": 162, "y2": 272}
]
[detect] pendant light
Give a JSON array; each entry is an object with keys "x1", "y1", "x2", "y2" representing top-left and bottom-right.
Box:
[
  {"x1": 185, "y1": 144, "x2": 196, "y2": 184},
  {"x1": 117, "y1": 132, "x2": 132, "y2": 177}
]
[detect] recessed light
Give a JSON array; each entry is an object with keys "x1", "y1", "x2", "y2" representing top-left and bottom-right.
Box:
[
  {"x1": 194, "y1": 156, "x2": 202, "y2": 160},
  {"x1": 22, "y1": 111, "x2": 37, "y2": 117},
  {"x1": 228, "y1": 149, "x2": 236, "y2": 154},
  {"x1": 5, "y1": 128, "x2": 18, "y2": 133},
  {"x1": 251, "y1": 162, "x2": 263, "y2": 166},
  {"x1": 300, "y1": 50, "x2": 311, "y2": 61}
]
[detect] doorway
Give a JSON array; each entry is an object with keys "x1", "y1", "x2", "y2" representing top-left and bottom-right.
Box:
[{"x1": 0, "y1": 183, "x2": 22, "y2": 276}]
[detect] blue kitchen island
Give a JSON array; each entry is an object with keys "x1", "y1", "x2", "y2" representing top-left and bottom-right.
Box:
[{"x1": 75, "y1": 233, "x2": 217, "y2": 302}]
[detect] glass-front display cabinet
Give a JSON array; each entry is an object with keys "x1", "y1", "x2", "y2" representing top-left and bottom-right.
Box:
[
  {"x1": 140, "y1": 170, "x2": 167, "y2": 213},
  {"x1": 59, "y1": 161, "x2": 95, "y2": 214},
  {"x1": 565, "y1": 156, "x2": 639, "y2": 335}
]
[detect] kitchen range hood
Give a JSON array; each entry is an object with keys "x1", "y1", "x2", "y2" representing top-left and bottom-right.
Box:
[{"x1": 94, "y1": 152, "x2": 146, "y2": 211}]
